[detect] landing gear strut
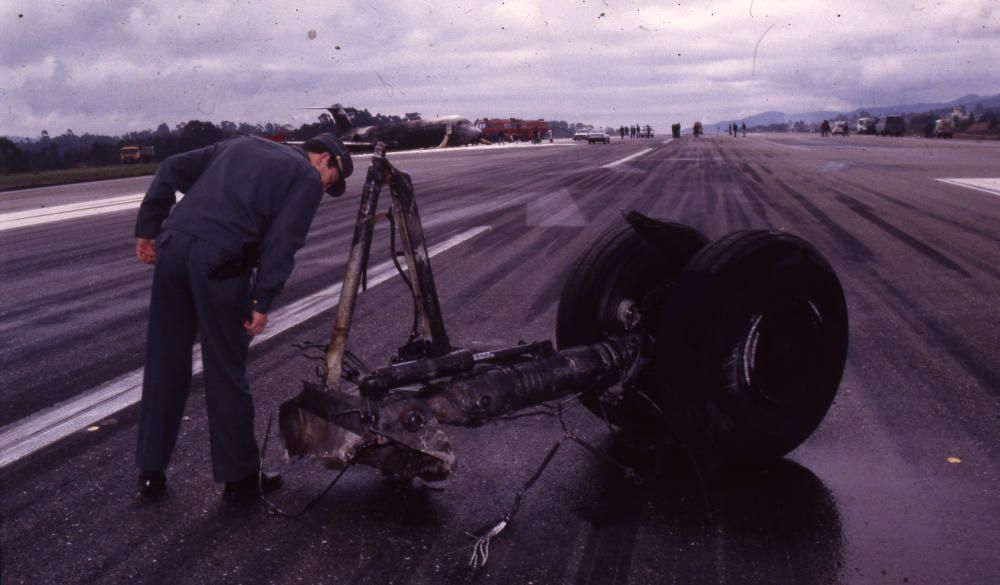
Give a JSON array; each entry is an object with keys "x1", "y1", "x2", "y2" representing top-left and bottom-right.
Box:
[{"x1": 278, "y1": 143, "x2": 849, "y2": 481}]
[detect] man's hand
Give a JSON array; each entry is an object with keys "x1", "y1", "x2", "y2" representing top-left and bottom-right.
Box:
[
  {"x1": 243, "y1": 311, "x2": 268, "y2": 336},
  {"x1": 136, "y1": 238, "x2": 157, "y2": 264}
]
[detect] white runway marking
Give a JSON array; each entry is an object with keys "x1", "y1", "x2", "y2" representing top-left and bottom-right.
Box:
[
  {"x1": 936, "y1": 178, "x2": 1000, "y2": 198},
  {"x1": 0, "y1": 191, "x2": 188, "y2": 232},
  {"x1": 601, "y1": 148, "x2": 654, "y2": 169},
  {"x1": 0, "y1": 193, "x2": 146, "y2": 231},
  {"x1": 661, "y1": 138, "x2": 674, "y2": 145},
  {"x1": 0, "y1": 226, "x2": 490, "y2": 468}
]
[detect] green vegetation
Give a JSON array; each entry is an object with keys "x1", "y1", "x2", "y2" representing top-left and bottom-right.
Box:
[
  {"x1": 0, "y1": 163, "x2": 158, "y2": 193},
  {"x1": 2, "y1": 109, "x2": 593, "y2": 192}
]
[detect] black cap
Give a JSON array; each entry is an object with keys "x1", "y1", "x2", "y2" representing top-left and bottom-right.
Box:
[{"x1": 309, "y1": 132, "x2": 353, "y2": 197}]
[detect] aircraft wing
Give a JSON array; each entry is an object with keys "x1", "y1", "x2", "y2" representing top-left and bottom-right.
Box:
[{"x1": 343, "y1": 140, "x2": 403, "y2": 152}]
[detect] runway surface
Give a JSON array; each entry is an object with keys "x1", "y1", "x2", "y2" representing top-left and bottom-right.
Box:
[{"x1": 1, "y1": 134, "x2": 998, "y2": 584}]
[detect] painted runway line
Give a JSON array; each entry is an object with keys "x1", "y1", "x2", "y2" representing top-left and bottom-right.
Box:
[
  {"x1": 601, "y1": 148, "x2": 654, "y2": 169},
  {"x1": 936, "y1": 178, "x2": 1000, "y2": 198},
  {"x1": 0, "y1": 193, "x2": 147, "y2": 231}
]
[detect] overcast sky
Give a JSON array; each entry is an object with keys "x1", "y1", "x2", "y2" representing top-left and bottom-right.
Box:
[{"x1": 2, "y1": 0, "x2": 997, "y2": 138}]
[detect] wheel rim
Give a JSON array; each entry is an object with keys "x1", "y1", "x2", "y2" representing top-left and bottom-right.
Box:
[{"x1": 739, "y1": 299, "x2": 825, "y2": 406}]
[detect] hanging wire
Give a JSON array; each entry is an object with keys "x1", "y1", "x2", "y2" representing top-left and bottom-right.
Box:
[
  {"x1": 292, "y1": 342, "x2": 370, "y2": 383},
  {"x1": 633, "y1": 388, "x2": 714, "y2": 521},
  {"x1": 465, "y1": 394, "x2": 643, "y2": 570},
  {"x1": 468, "y1": 437, "x2": 567, "y2": 570}
]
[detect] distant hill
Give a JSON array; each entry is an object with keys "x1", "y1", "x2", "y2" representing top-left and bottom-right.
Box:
[
  {"x1": 854, "y1": 93, "x2": 1000, "y2": 118},
  {"x1": 722, "y1": 92, "x2": 1000, "y2": 127}
]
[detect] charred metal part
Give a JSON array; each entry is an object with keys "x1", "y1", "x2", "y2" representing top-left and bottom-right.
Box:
[
  {"x1": 359, "y1": 341, "x2": 552, "y2": 397},
  {"x1": 361, "y1": 349, "x2": 476, "y2": 396},
  {"x1": 468, "y1": 340, "x2": 552, "y2": 363},
  {"x1": 292, "y1": 142, "x2": 463, "y2": 473},
  {"x1": 280, "y1": 335, "x2": 641, "y2": 480},
  {"x1": 280, "y1": 381, "x2": 455, "y2": 481},
  {"x1": 323, "y1": 151, "x2": 388, "y2": 394},
  {"x1": 323, "y1": 142, "x2": 453, "y2": 393},
  {"x1": 388, "y1": 165, "x2": 451, "y2": 358},
  {"x1": 422, "y1": 336, "x2": 641, "y2": 426}
]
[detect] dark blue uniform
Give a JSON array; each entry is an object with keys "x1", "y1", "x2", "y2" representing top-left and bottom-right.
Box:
[{"x1": 134, "y1": 136, "x2": 324, "y2": 482}]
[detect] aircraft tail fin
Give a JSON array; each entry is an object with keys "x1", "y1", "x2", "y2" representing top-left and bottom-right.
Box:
[{"x1": 328, "y1": 104, "x2": 353, "y2": 135}]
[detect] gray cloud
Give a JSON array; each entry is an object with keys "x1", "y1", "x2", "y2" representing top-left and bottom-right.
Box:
[{"x1": 2, "y1": 0, "x2": 998, "y2": 138}]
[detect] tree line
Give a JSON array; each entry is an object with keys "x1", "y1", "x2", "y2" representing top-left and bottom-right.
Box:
[
  {"x1": 0, "y1": 116, "x2": 338, "y2": 175},
  {"x1": 0, "y1": 108, "x2": 424, "y2": 175}
]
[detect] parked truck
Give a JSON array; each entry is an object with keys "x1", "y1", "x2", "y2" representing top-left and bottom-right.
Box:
[{"x1": 120, "y1": 145, "x2": 156, "y2": 164}]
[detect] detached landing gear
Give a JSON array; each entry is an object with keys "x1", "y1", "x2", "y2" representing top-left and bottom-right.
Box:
[{"x1": 275, "y1": 145, "x2": 849, "y2": 553}]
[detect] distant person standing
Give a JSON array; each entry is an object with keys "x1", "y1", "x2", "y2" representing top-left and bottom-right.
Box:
[
  {"x1": 620, "y1": 126, "x2": 626, "y2": 140},
  {"x1": 820, "y1": 120, "x2": 831, "y2": 137},
  {"x1": 741, "y1": 122, "x2": 747, "y2": 137}
]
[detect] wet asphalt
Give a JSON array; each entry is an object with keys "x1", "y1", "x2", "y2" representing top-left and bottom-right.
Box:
[{"x1": 1, "y1": 134, "x2": 998, "y2": 584}]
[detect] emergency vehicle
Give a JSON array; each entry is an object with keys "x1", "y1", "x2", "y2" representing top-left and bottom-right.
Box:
[{"x1": 476, "y1": 118, "x2": 550, "y2": 143}]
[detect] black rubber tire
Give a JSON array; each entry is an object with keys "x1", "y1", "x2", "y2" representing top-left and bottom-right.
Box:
[
  {"x1": 654, "y1": 230, "x2": 848, "y2": 464},
  {"x1": 556, "y1": 217, "x2": 708, "y2": 435}
]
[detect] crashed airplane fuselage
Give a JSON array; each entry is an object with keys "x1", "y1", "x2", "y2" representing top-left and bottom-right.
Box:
[{"x1": 312, "y1": 103, "x2": 483, "y2": 151}]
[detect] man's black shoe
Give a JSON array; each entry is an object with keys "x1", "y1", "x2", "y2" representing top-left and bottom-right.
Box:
[
  {"x1": 137, "y1": 471, "x2": 166, "y2": 497},
  {"x1": 222, "y1": 471, "x2": 282, "y2": 503}
]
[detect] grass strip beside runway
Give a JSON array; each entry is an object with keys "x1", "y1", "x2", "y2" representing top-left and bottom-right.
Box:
[{"x1": 0, "y1": 164, "x2": 158, "y2": 193}]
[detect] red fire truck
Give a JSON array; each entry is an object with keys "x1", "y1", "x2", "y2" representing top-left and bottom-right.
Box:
[{"x1": 476, "y1": 118, "x2": 550, "y2": 143}]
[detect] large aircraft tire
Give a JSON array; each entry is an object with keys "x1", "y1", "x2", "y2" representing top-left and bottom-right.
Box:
[
  {"x1": 556, "y1": 214, "x2": 707, "y2": 438},
  {"x1": 654, "y1": 230, "x2": 848, "y2": 464}
]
